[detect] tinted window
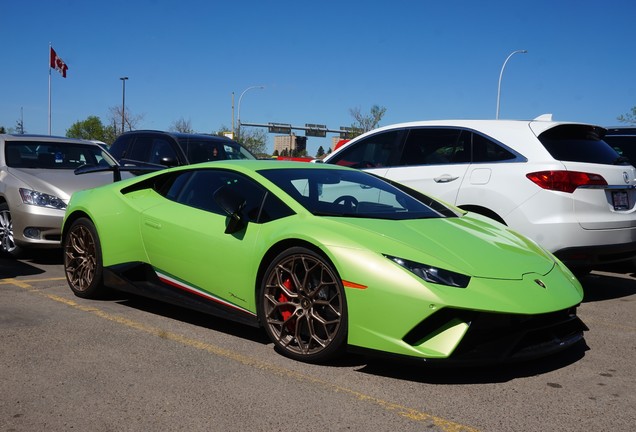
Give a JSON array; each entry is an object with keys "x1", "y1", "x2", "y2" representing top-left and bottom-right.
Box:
[
  {"x1": 127, "y1": 135, "x2": 153, "y2": 162},
  {"x1": 399, "y1": 128, "x2": 465, "y2": 165},
  {"x1": 109, "y1": 134, "x2": 134, "y2": 160},
  {"x1": 330, "y1": 130, "x2": 403, "y2": 168},
  {"x1": 471, "y1": 133, "x2": 516, "y2": 162},
  {"x1": 185, "y1": 140, "x2": 224, "y2": 163},
  {"x1": 148, "y1": 137, "x2": 178, "y2": 164},
  {"x1": 121, "y1": 134, "x2": 179, "y2": 164},
  {"x1": 163, "y1": 169, "x2": 292, "y2": 223},
  {"x1": 180, "y1": 138, "x2": 255, "y2": 162},
  {"x1": 539, "y1": 125, "x2": 625, "y2": 165},
  {"x1": 603, "y1": 135, "x2": 636, "y2": 164}
]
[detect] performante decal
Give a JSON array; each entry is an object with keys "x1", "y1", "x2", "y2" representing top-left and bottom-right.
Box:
[{"x1": 155, "y1": 270, "x2": 256, "y2": 317}]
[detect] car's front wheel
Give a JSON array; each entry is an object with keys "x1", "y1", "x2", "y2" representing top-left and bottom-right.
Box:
[
  {"x1": 63, "y1": 217, "x2": 107, "y2": 298},
  {"x1": 0, "y1": 202, "x2": 23, "y2": 258},
  {"x1": 259, "y1": 247, "x2": 347, "y2": 363}
]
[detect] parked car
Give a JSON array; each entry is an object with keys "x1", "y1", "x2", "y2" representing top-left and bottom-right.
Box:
[
  {"x1": 108, "y1": 130, "x2": 255, "y2": 167},
  {"x1": 603, "y1": 127, "x2": 636, "y2": 164},
  {"x1": 323, "y1": 115, "x2": 636, "y2": 273},
  {"x1": 0, "y1": 134, "x2": 119, "y2": 257},
  {"x1": 63, "y1": 160, "x2": 586, "y2": 364}
]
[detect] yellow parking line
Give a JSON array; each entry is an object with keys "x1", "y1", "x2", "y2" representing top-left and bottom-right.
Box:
[
  {"x1": 14, "y1": 282, "x2": 479, "y2": 432},
  {"x1": 0, "y1": 276, "x2": 66, "y2": 286}
]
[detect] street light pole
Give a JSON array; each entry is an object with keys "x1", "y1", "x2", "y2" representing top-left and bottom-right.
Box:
[
  {"x1": 237, "y1": 85, "x2": 264, "y2": 141},
  {"x1": 120, "y1": 76, "x2": 128, "y2": 133},
  {"x1": 496, "y1": 50, "x2": 527, "y2": 119}
]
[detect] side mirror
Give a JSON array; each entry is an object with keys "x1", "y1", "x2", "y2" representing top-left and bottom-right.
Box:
[
  {"x1": 213, "y1": 185, "x2": 247, "y2": 234},
  {"x1": 160, "y1": 156, "x2": 179, "y2": 167}
]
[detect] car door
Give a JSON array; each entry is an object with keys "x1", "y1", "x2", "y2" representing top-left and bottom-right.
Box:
[
  {"x1": 327, "y1": 129, "x2": 405, "y2": 179},
  {"x1": 138, "y1": 169, "x2": 266, "y2": 312},
  {"x1": 383, "y1": 127, "x2": 470, "y2": 205}
]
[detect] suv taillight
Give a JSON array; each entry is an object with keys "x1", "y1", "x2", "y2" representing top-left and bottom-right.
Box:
[{"x1": 526, "y1": 170, "x2": 607, "y2": 193}]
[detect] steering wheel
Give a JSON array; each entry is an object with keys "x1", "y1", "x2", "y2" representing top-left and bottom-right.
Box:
[{"x1": 333, "y1": 195, "x2": 359, "y2": 210}]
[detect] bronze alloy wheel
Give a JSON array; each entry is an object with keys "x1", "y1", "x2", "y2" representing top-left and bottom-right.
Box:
[
  {"x1": 260, "y1": 247, "x2": 347, "y2": 362},
  {"x1": 63, "y1": 218, "x2": 105, "y2": 298}
]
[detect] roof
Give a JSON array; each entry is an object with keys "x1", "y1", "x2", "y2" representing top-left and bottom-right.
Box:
[
  {"x1": 118, "y1": 130, "x2": 235, "y2": 142},
  {"x1": 0, "y1": 134, "x2": 100, "y2": 145}
]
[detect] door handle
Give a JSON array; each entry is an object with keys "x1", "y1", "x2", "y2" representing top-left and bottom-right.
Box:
[
  {"x1": 143, "y1": 219, "x2": 162, "y2": 229},
  {"x1": 433, "y1": 175, "x2": 459, "y2": 183}
]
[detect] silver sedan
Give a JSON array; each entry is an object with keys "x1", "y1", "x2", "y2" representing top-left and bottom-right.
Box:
[{"x1": 0, "y1": 134, "x2": 118, "y2": 257}]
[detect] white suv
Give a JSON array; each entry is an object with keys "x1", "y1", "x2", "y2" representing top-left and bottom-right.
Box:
[{"x1": 323, "y1": 115, "x2": 636, "y2": 272}]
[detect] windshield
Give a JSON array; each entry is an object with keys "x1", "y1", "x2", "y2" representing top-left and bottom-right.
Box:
[
  {"x1": 5, "y1": 141, "x2": 116, "y2": 169},
  {"x1": 259, "y1": 168, "x2": 459, "y2": 220}
]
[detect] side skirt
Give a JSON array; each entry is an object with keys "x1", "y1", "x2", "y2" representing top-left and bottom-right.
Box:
[{"x1": 103, "y1": 262, "x2": 260, "y2": 328}]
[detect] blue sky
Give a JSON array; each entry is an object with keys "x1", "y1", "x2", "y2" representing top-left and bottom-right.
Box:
[{"x1": 2, "y1": 0, "x2": 635, "y2": 155}]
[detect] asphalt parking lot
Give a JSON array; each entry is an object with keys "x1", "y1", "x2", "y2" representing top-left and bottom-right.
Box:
[{"x1": 1, "y1": 251, "x2": 634, "y2": 432}]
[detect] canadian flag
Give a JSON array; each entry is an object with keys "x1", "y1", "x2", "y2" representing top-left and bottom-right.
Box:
[{"x1": 50, "y1": 47, "x2": 68, "y2": 78}]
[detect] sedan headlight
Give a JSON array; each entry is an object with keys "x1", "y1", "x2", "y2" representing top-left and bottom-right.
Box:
[
  {"x1": 19, "y1": 188, "x2": 67, "y2": 210},
  {"x1": 384, "y1": 255, "x2": 470, "y2": 288}
]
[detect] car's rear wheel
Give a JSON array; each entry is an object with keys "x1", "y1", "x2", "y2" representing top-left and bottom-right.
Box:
[
  {"x1": 63, "y1": 217, "x2": 107, "y2": 298},
  {"x1": 0, "y1": 202, "x2": 23, "y2": 258},
  {"x1": 259, "y1": 247, "x2": 347, "y2": 363}
]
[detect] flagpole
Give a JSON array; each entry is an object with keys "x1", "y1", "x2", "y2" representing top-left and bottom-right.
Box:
[{"x1": 48, "y1": 42, "x2": 52, "y2": 135}]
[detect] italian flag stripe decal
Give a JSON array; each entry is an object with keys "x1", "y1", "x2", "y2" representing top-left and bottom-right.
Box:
[{"x1": 155, "y1": 270, "x2": 256, "y2": 317}]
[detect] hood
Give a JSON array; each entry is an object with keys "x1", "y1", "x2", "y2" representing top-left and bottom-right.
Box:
[
  {"x1": 327, "y1": 215, "x2": 555, "y2": 280},
  {"x1": 8, "y1": 168, "x2": 116, "y2": 202}
]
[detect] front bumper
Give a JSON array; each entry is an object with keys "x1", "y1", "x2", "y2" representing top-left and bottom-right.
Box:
[
  {"x1": 349, "y1": 306, "x2": 588, "y2": 365},
  {"x1": 11, "y1": 202, "x2": 65, "y2": 248}
]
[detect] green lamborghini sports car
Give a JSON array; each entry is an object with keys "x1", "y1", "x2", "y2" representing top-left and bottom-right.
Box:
[{"x1": 62, "y1": 160, "x2": 587, "y2": 364}]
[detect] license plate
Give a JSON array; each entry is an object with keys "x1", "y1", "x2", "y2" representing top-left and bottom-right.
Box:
[{"x1": 612, "y1": 191, "x2": 629, "y2": 210}]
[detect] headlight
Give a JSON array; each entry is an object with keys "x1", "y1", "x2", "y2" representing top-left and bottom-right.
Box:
[
  {"x1": 19, "y1": 188, "x2": 67, "y2": 210},
  {"x1": 384, "y1": 255, "x2": 470, "y2": 288}
]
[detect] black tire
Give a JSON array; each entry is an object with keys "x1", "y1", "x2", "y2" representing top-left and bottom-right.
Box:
[
  {"x1": 63, "y1": 217, "x2": 107, "y2": 298},
  {"x1": 0, "y1": 202, "x2": 24, "y2": 258},
  {"x1": 259, "y1": 247, "x2": 347, "y2": 363}
]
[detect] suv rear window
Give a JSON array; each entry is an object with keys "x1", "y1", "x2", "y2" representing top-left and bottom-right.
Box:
[{"x1": 539, "y1": 125, "x2": 626, "y2": 165}]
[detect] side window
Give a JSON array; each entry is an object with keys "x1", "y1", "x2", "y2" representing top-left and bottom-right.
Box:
[
  {"x1": 330, "y1": 130, "x2": 403, "y2": 168},
  {"x1": 127, "y1": 135, "x2": 152, "y2": 162},
  {"x1": 109, "y1": 134, "x2": 134, "y2": 160},
  {"x1": 471, "y1": 133, "x2": 516, "y2": 163},
  {"x1": 149, "y1": 137, "x2": 178, "y2": 164},
  {"x1": 187, "y1": 142, "x2": 222, "y2": 163},
  {"x1": 164, "y1": 169, "x2": 292, "y2": 223},
  {"x1": 399, "y1": 128, "x2": 465, "y2": 166}
]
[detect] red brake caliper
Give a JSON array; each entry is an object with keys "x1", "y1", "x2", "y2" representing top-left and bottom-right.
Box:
[{"x1": 278, "y1": 277, "x2": 296, "y2": 329}]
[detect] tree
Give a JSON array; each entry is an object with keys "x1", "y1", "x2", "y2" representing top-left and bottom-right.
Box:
[
  {"x1": 316, "y1": 146, "x2": 325, "y2": 158},
  {"x1": 617, "y1": 107, "x2": 636, "y2": 125},
  {"x1": 66, "y1": 116, "x2": 111, "y2": 142},
  {"x1": 108, "y1": 105, "x2": 144, "y2": 134},
  {"x1": 349, "y1": 104, "x2": 387, "y2": 134},
  {"x1": 170, "y1": 117, "x2": 194, "y2": 133},
  {"x1": 0, "y1": 126, "x2": 6, "y2": 133},
  {"x1": 240, "y1": 127, "x2": 268, "y2": 156}
]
